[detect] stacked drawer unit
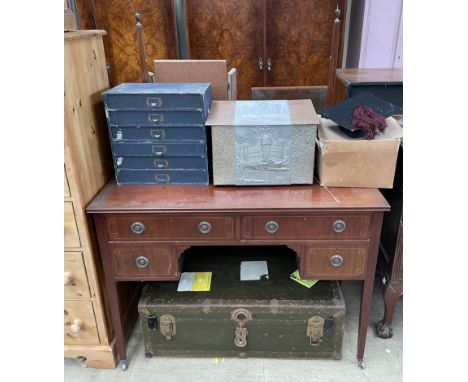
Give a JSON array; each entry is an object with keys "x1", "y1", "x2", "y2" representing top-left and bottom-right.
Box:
[{"x1": 103, "y1": 83, "x2": 212, "y2": 185}]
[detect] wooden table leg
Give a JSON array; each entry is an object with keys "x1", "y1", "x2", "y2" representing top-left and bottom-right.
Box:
[
  {"x1": 376, "y1": 282, "x2": 403, "y2": 339},
  {"x1": 356, "y1": 212, "x2": 384, "y2": 368},
  {"x1": 357, "y1": 278, "x2": 374, "y2": 368},
  {"x1": 94, "y1": 216, "x2": 128, "y2": 370}
]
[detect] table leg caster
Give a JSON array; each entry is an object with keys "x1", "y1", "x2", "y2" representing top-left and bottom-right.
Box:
[
  {"x1": 358, "y1": 360, "x2": 366, "y2": 369},
  {"x1": 120, "y1": 359, "x2": 128, "y2": 371}
]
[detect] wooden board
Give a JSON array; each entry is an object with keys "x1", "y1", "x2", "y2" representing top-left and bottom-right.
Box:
[
  {"x1": 251, "y1": 85, "x2": 328, "y2": 113},
  {"x1": 64, "y1": 202, "x2": 81, "y2": 248},
  {"x1": 64, "y1": 340, "x2": 117, "y2": 368},
  {"x1": 154, "y1": 59, "x2": 228, "y2": 100},
  {"x1": 64, "y1": 301, "x2": 100, "y2": 345},
  {"x1": 64, "y1": 32, "x2": 113, "y2": 207},
  {"x1": 64, "y1": 166, "x2": 71, "y2": 198},
  {"x1": 92, "y1": 0, "x2": 178, "y2": 86},
  {"x1": 64, "y1": 252, "x2": 90, "y2": 299},
  {"x1": 185, "y1": 0, "x2": 264, "y2": 100}
]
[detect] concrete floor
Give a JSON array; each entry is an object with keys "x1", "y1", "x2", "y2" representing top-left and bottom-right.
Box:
[{"x1": 64, "y1": 280, "x2": 402, "y2": 382}]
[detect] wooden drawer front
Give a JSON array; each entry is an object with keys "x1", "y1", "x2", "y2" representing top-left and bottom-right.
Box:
[
  {"x1": 106, "y1": 215, "x2": 235, "y2": 241},
  {"x1": 64, "y1": 167, "x2": 71, "y2": 197},
  {"x1": 64, "y1": 301, "x2": 99, "y2": 345},
  {"x1": 111, "y1": 245, "x2": 178, "y2": 278},
  {"x1": 243, "y1": 214, "x2": 370, "y2": 240},
  {"x1": 64, "y1": 202, "x2": 81, "y2": 248},
  {"x1": 302, "y1": 246, "x2": 368, "y2": 279},
  {"x1": 64, "y1": 252, "x2": 90, "y2": 299}
]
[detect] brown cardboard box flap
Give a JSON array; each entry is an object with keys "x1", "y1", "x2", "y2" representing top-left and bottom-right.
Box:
[
  {"x1": 318, "y1": 117, "x2": 403, "y2": 143},
  {"x1": 206, "y1": 100, "x2": 319, "y2": 126},
  {"x1": 316, "y1": 117, "x2": 402, "y2": 189}
]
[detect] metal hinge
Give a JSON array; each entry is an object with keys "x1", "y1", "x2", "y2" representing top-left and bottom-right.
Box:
[
  {"x1": 307, "y1": 316, "x2": 325, "y2": 346},
  {"x1": 147, "y1": 314, "x2": 157, "y2": 330},
  {"x1": 159, "y1": 314, "x2": 176, "y2": 340}
]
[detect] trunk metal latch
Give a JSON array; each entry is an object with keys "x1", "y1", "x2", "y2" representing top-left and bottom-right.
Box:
[
  {"x1": 159, "y1": 314, "x2": 176, "y2": 340},
  {"x1": 307, "y1": 316, "x2": 325, "y2": 346},
  {"x1": 231, "y1": 308, "x2": 252, "y2": 348}
]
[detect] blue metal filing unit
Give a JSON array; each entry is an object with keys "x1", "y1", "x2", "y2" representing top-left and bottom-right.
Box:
[{"x1": 103, "y1": 83, "x2": 212, "y2": 185}]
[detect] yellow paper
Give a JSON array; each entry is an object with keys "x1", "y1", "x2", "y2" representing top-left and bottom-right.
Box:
[
  {"x1": 290, "y1": 270, "x2": 319, "y2": 288},
  {"x1": 191, "y1": 272, "x2": 212, "y2": 291}
]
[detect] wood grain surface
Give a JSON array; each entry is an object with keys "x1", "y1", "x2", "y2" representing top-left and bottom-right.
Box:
[
  {"x1": 185, "y1": 0, "x2": 264, "y2": 99},
  {"x1": 87, "y1": 181, "x2": 389, "y2": 213},
  {"x1": 265, "y1": 0, "x2": 347, "y2": 87},
  {"x1": 336, "y1": 68, "x2": 403, "y2": 85},
  {"x1": 93, "y1": 0, "x2": 178, "y2": 86}
]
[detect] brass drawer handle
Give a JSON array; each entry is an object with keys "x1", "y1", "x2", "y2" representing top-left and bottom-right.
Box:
[
  {"x1": 332, "y1": 219, "x2": 346, "y2": 233},
  {"x1": 330, "y1": 254, "x2": 344, "y2": 267},
  {"x1": 265, "y1": 220, "x2": 279, "y2": 234},
  {"x1": 146, "y1": 97, "x2": 162, "y2": 108},
  {"x1": 136, "y1": 256, "x2": 149, "y2": 269},
  {"x1": 198, "y1": 221, "x2": 212, "y2": 234},
  {"x1": 131, "y1": 222, "x2": 146, "y2": 234}
]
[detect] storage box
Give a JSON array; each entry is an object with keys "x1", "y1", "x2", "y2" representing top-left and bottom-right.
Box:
[
  {"x1": 102, "y1": 83, "x2": 212, "y2": 185},
  {"x1": 138, "y1": 246, "x2": 345, "y2": 359},
  {"x1": 316, "y1": 117, "x2": 403, "y2": 188},
  {"x1": 206, "y1": 100, "x2": 319, "y2": 185}
]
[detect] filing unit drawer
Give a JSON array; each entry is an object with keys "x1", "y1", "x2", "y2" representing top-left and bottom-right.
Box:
[
  {"x1": 302, "y1": 246, "x2": 368, "y2": 279},
  {"x1": 64, "y1": 300, "x2": 100, "y2": 345},
  {"x1": 110, "y1": 244, "x2": 179, "y2": 279},
  {"x1": 243, "y1": 214, "x2": 371, "y2": 240},
  {"x1": 115, "y1": 169, "x2": 208, "y2": 185},
  {"x1": 105, "y1": 93, "x2": 207, "y2": 111},
  {"x1": 64, "y1": 201, "x2": 81, "y2": 248},
  {"x1": 106, "y1": 215, "x2": 235, "y2": 241},
  {"x1": 115, "y1": 156, "x2": 207, "y2": 170},
  {"x1": 111, "y1": 126, "x2": 206, "y2": 141},
  {"x1": 111, "y1": 142, "x2": 206, "y2": 157},
  {"x1": 103, "y1": 82, "x2": 212, "y2": 120},
  {"x1": 107, "y1": 110, "x2": 205, "y2": 126},
  {"x1": 64, "y1": 252, "x2": 90, "y2": 299}
]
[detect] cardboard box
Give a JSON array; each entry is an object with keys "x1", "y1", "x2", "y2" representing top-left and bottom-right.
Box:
[
  {"x1": 316, "y1": 117, "x2": 403, "y2": 188},
  {"x1": 206, "y1": 100, "x2": 319, "y2": 186}
]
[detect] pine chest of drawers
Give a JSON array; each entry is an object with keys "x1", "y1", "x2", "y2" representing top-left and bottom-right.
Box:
[{"x1": 103, "y1": 83, "x2": 212, "y2": 185}]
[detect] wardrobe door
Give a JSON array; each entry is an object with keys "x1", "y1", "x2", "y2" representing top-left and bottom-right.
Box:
[
  {"x1": 185, "y1": 0, "x2": 265, "y2": 100},
  {"x1": 93, "y1": 0, "x2": 178, "y2": 86},
  {"x1": 265, "y1": 0, "x2": 347, "y2": 87}
]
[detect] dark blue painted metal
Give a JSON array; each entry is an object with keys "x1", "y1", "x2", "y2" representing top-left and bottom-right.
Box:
[
  {"x1": 111, "y1": 126, "x2": 206, "y2": 141},
  {"x1": 115, "y1": 169, "x2": 209, "y2": 185},
  {"x1": 114, "y1": 156, "x2": 207, "y2": 170},
  {"x1": 103, "y1": 82, "x2": 212, "y2": 184}
]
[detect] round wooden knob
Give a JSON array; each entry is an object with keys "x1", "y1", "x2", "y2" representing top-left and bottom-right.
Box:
[
  {"x1": 69, "y1": 319, "x2": 83, "y2": 333},
  {"x1": 64, "y1": 272, "x2": 74, "y2": 286}
]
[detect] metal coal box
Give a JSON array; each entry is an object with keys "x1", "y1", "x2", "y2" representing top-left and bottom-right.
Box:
[
  {"x1": 138, "y1": 246, "x2": 345, "y2": 359},
  {"x1": 206, "y1": 100, "x2": 319, "y2": 185}
]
